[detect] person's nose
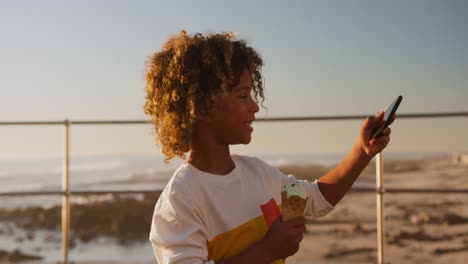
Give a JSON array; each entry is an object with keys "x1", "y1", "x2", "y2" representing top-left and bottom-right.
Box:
[{"x1": 249, "y1": 97, "x2": 259, "y2": 113}]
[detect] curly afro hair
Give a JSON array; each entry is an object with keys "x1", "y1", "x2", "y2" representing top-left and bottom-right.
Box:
[{"x1": 144, "y1": 30, "x2": 264, "y2": 162}]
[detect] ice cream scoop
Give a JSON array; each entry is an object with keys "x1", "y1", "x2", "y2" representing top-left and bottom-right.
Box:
[{"x1": 281, "y1": 182, "x2": 307, "y2": 199}]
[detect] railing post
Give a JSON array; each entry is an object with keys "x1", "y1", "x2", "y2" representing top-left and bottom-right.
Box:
[
  {"x1": 376, "y1": 152, "x2": 385, "y2": 264},
  {"x1": 62, "y1": 119, "x2": 71, "y2": 264}
]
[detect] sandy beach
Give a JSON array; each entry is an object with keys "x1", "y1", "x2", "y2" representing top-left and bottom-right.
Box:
[{"x1": 1, "y1": 155, "x2": 467, "y2": 263}]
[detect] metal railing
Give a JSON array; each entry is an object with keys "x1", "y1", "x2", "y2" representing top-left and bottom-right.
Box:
[{"x1": 1, "y1": 111, "x2": 468, "y2": 264}]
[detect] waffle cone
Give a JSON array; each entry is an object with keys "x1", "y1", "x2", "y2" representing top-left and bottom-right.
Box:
[{"x1": 281, "y1": 191, "x2": 308, "y2": 221}]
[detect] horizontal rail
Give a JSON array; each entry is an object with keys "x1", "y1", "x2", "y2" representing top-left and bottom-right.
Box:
[
  {"x1": 256, "y1": 111, "x2": 468, "y2": 122},
  {"x1": 351, "y1": 187, "x2": 468, "y2": 194},
  {"x1": 1, "y1": 187, "x2": 467, "y2": 197},
  {"x1": 0, "y1": 190, "x2": 162, "y2": 197},
  {"x1": 0, "y1": 111, "x2": 467, "y2": 125},
  {"x1": 0, "y1": 120, "x2": 151, "y2": 126}
]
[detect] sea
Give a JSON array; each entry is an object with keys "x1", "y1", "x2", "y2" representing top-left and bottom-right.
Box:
[
  {"x1": 0, "y1": 152, "x2": 350, "y2": 196},
  {"x1": 0, "y1": 151, "x2": 450, "y2": 210}
]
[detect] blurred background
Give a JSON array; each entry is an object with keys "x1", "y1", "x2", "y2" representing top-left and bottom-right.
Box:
[{"x1": 0, "y1": 0, "x2": 467, "y2": 263}]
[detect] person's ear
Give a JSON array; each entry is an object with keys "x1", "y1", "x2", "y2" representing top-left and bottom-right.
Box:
[
  {"x1": 197, "y1": 114, "x2": 209, "y2": 121},
  {"x1": 197, "y1": 107, "x2": 211, "y2": 122}
]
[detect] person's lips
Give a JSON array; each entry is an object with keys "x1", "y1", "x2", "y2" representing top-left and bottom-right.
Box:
[{"x1": 244, "y1": 120, "x2": 254, "y2": 131}]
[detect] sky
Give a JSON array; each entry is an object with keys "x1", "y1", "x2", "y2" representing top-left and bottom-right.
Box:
[{"x1": 0, "y1": 0, "x2": 467, "y2": 160}]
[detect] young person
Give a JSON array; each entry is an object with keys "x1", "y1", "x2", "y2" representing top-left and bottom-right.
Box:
[{"x1": 144, "y1": 31, "x2": 391, "y2": 264}]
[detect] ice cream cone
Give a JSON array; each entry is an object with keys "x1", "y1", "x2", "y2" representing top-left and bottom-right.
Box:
[{"x1": 281, "y1": 190, "x2": 308, "y2": 221}]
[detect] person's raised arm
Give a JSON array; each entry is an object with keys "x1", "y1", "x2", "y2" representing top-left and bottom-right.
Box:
[{"x1": 317, "y1": 112, "x2": 391, "y2": 206}]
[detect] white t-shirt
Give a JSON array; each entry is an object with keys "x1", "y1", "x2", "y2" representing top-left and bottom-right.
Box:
[{"x1": 149, "y1": 155, "x2": 334, "y2": 264}]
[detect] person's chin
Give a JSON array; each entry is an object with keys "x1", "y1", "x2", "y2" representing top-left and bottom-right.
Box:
[
  {"x1": 231, "y1": 137, "x2": 252, "y2": 145},
  {"x1": 242, "y1": 135, "x2": 252, "y2": 144}
]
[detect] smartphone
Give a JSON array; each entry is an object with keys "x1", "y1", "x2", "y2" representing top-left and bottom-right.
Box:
[{"x1": 371, "y1": 95, "x2": 403, "y2": 139}]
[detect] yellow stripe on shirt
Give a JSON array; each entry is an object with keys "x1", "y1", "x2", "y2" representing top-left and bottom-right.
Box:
[{"x1": 207, "y1": 214, "x2": 284, "y2": 264}]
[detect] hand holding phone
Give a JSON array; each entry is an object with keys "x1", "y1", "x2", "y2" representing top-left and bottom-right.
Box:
[{"x1": 371, "y1": 95, "x2": 403, "y2": 139}]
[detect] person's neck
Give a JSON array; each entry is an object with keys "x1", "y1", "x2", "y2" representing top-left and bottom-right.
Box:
[{"x1": 188, "y1": 141, "x2": 235, "y2": 175}]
